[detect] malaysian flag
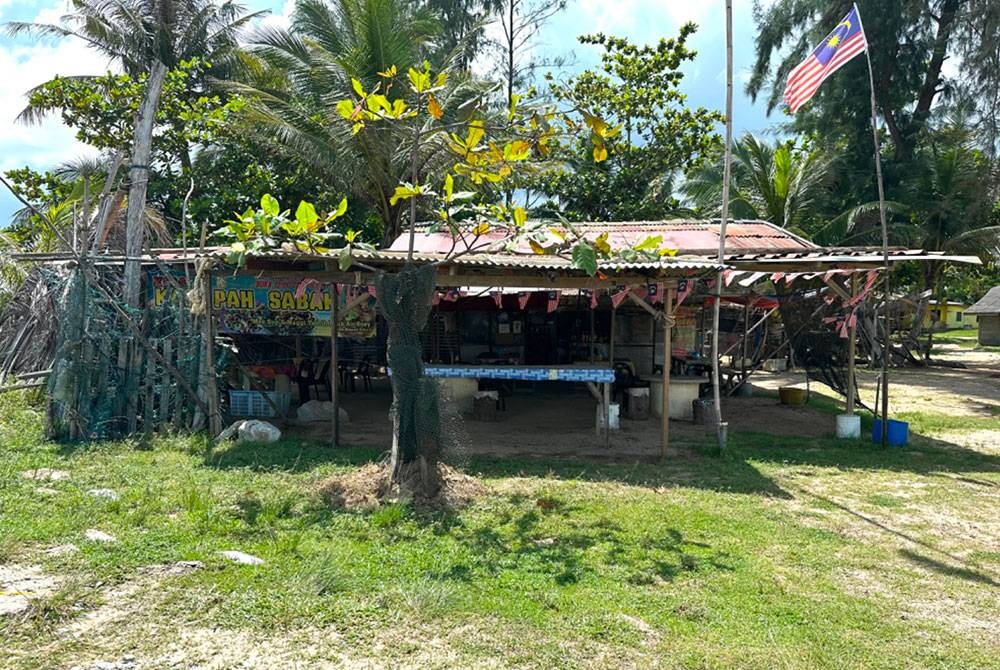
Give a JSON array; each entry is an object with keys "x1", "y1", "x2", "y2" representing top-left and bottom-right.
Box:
[{"x1": 784, "y1": 5, "x2": 868, "y2": 113}]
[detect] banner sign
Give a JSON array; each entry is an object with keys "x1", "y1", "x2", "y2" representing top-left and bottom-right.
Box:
[{"x1": 148, "y1": 272, "x2": 376, "y2": 338}]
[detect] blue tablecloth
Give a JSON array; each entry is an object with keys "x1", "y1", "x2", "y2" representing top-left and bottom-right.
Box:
[{"x1": 421, "y1": 365, "x2": 614, "y2": 383}]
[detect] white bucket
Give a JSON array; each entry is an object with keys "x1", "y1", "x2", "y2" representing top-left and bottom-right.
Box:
[
  {"x1": 836, "y1": 414, "x2": 861, "y2": 439},
  {"x1": 597, "y1": 402, "x2": 620, "y2": 430}
]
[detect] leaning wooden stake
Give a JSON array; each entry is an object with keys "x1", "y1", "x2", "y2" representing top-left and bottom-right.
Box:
[
  {"x1": 202, "y1": 267, "x2": 222, "y2": 436},
  {"x1": 330, "y1": 283, "x2": 340, "y2": 448}
]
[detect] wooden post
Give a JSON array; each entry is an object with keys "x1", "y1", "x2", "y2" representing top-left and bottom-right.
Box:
[
  {"x1": 609, "y1": 304, "x2": 617, "y2": 364},
  {"x1": 661, "y1": 287, "x2": 675, "y2": 458},
  {"x1": 741, "y1": 299, "x2": 751, "y2": 380},
  {"x1": 330, "y1": 283, "x2": 340, "y2": 448},
  {"x1": 203, "y1": 268, "x2": 222, "y2": 437},
  {"x1": 846, "y1": 274, "x2": 858, "y2": 416}
]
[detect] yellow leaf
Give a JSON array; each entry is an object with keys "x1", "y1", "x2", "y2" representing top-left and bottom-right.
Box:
[
  {"x1": 503, "y1": 139, "x2": 531, "y2": 161},
  {"x1": 513, "y1": 207, "x2": 527, "y2": 227},
  {"x1": 443, "y1": 173, "x2": 453, "y2": 201},
  {"x1": 389, "y1": 183, "x2": 421, "y2": 206},
  {"x1": 466, "y1": 120, "x2": 485, "y2": 149},
  {"x1": 428, "y1": 94, "x2": 443, "y2": 119},
  {"x1": 593, "y1": 142, "x2": 608, "y2": 162},
  {"x1": 351, "y1": 78, "x2": 365, "y2": 97},
  {"x1": 377, "y1": 65, "x2": 397, "y2": 78},
  {"x1": 472, "y1": 222, "x2": 490, "y2": 236},
  {"x1": 529, "y1": 240, "x2": 547, "y2": 254},
  {"x1": 336, "y1": 99, "x2": 356, "y2": 120},
  {"x1": 548, "y1": 227, "x2": 566, "y2": 242},
  {"x1": 594, "y1": 232, "x2": 611, "y2": 255},
  {"x1": 435, "y1": 72, "x2": 448, "y2": 88}
]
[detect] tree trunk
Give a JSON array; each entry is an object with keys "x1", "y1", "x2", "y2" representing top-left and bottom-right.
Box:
[
  {"x1": 124, "y1": 60, "x2": 169, "y2": 308},
  {"x1": 375, "y1": 264, "x2": 441, "y2": 495}
]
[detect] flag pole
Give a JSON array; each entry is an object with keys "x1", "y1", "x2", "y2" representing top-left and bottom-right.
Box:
[
  {"x1": 710, "y1": 0, "x2": 734, "y2": 450},
  {"x1": 855, "y1": 3, "x2": 891, "y2": 447}
]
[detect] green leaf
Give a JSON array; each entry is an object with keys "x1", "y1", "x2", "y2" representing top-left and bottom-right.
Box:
[
  {"x1": 572, "y1": 243, "x2": 598, "y2": 275},
  {"x1": 260, "y1": 194, "x2": 279, "y2": 217},
  {"x1": 332, "y1": 197, "x2": 348, "y2": 219},
  {"x1": 295, "y1": 201, "x2": 318, "y2": 228}
]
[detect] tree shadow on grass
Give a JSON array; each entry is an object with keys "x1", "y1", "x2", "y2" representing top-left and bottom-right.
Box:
[
  {"x1": 421, "y1": 493, "x2": 738, "y2": 588},
  {"x1": 899, "y1": 548, "x2": 1000, "y2": 588},
  {"x1": 202, "y1": 439, "x2": 384, "y2": 473},
  {"x1": 464, "y1": 448, "x2": 792, "y2": 498},
  {"x1": 727, "y1": 431, "x2": 1000, "y2": 478}
]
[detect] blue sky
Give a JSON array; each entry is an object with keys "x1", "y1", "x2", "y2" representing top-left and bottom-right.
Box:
[{"x1": 0, "y1": 0, "x2": 782, "y2": 226}]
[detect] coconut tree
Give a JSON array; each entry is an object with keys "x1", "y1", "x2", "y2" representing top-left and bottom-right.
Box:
[
  {"x1": 234, "y1": 0, "x2": 459, "y2": 247},
  {"x1": 902, "y1": 136, "x2": 1000, "y2": 296},
  {"x1": 682, "y1": 132, "x2": 834, "y2": 239},
  {"x1": 5, "y1": 0, "x2": 262, "y2": 307}
]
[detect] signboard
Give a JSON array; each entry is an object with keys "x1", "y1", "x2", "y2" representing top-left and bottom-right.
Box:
[{"x1": 148, "y1": 272, "x2": 376, "y2": 338}]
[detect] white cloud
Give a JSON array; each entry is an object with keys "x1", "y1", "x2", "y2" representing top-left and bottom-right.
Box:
[{"x1": 0, "y1": 4, "x2": 110, "y2": 175}]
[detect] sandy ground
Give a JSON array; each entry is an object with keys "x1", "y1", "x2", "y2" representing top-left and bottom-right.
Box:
[{"x1": 292, "y1": 341, "x2": 999, "y2": 458}]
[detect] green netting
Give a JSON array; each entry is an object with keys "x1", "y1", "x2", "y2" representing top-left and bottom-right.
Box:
[{"x1": 47, "y1": 266, "x2": 206, "y2": 440}]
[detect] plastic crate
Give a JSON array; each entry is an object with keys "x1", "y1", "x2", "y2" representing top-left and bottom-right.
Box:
[{"x1": 228, "y1": 390, "x2": 291, "y2": 418}]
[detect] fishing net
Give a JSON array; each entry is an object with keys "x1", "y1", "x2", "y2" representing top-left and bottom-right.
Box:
[
  {"x1": 46, "y1": 264, "x2": 205, "y2": 440},
  {"x1": 775, "y1": 280, "x2": 866, "y2": 409}
]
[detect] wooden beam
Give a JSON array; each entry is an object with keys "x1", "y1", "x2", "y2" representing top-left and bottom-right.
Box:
[{"x1": 661, "y1": 287, "x2": 675, "y2": 458}]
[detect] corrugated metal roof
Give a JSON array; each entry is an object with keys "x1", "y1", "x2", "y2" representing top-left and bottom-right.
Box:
[
  {"x1": 967, "y1": 286, "x2": 1000, "y2": 315},
  {"x1": 351, "y1": 247, "x2": 720, "y2": 271},
  {"x1": 389, "y1": 219, "x2": 816, "y2": 256}
]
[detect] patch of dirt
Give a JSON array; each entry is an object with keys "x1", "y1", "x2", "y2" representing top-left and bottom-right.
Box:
[
  {"x1": 0, "y1": 564, "x2": 60, "y2": 616},
  {"x1": 318, "y1": 462, "x2": 486, "y2": 511},
  {"x1": 19, "y1": 468, "x2": 70, "y2": 481}
]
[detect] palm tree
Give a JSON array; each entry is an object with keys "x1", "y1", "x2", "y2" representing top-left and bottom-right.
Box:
[
  {"x1": 6, "y1": 0, "x2": 262, "y2": 307},
  {"x1": 235, "y1": 0, "x2": 454, "y2": 246},
  {"x1": 902, "y1": 137, "x2": 1000, "y2": 296},
  {"x1": 682, "y1": 133, "x2": 834, "y2": 239}
]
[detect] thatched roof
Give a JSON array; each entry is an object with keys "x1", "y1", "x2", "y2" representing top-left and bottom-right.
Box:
[{"x1": 967, "y1": 286, "x2": 1000, "y2": 315}]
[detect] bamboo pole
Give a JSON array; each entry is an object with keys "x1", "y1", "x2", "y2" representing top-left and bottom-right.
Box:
[{"x1": 710, "y1": 0, "x2": 734, "y2": 451}]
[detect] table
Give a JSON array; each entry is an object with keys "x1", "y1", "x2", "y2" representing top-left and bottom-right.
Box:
[{"x1": 421, "y1": 365, "x2": 616, "y2": 432}]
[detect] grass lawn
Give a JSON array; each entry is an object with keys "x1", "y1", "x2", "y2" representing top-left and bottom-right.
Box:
[{"x1": 2, "y1": 390, "x2": 999, "y2": 669}]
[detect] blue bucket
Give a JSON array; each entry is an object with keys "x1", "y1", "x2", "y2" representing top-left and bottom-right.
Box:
[{"x1": 872, "y1": 418, "x2": 908, "y2": 447}]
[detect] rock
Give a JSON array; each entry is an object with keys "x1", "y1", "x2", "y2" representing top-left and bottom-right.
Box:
[
  {"x1": 219, "y1": 550, "x2": 264, "y2": 565},
  {"x1": 20, "y1": 468, "x2": 70, "y2": 481},
  {"x1": 294, "y1": 400, "x2": 350, "y2": 424},
  {"x1": 237, "y1": 420, "x2": 282, "y2": 443},
  {"x1": 87, "y1": 488, "x2": 119, "y2": 501},
  {"x1": 44, "y1": 544, "x2": 79, "y2": 556},
  {"x1": 84, "y1": 529, "x2": 117, "y2": 543},
  {"x1": 36, "y1": 487, "x2": 61, "y2": 496}
]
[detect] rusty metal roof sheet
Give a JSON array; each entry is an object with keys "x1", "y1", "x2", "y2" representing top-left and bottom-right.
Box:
[{"x1": 389, "y1": 219, "x2": 817, "y2": 256}]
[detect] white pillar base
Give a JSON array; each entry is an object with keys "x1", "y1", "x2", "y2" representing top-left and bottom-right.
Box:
[{"x1": 836, "y1": 414, "x2": 861, "y2": 439}]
